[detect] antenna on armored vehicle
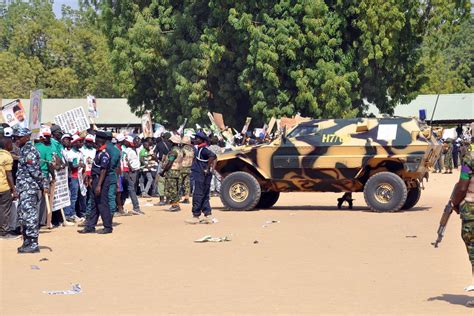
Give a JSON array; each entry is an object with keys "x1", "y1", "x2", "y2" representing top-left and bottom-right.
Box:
[{"x1": 429, "y1": 94, "x2": 440, "y2": 126}]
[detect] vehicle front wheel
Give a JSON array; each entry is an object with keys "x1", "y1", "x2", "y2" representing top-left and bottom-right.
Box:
[
  {"x1": 220, "y1": 172, "x2": 261, "y2": 211},
  {"x1": 363, "y1": 172, "x2": 407, "y2": 212},
  {"x1": 256, "y1": 191, "x2": 280, "y2": 209},
  {"x1": 401, "y1": 186, "x2": 421, "y2": 210}
]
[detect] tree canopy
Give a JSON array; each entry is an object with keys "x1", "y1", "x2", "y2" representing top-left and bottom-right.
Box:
[
  {"x1": 96, "y1": 0, "x2": 470, "y2": 127},
  {"x1": 0, "y1": 1, "x2": 118, "y2": 99}
]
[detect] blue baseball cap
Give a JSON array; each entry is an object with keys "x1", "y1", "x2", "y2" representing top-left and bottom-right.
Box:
[{"x1": 194, "y1": 131, "x2": 210, "y2": 143}]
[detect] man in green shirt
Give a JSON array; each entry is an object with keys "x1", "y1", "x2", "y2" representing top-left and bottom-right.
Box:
[{"x1": 35, "y1": 126, "x2": 57, "y2": 227}]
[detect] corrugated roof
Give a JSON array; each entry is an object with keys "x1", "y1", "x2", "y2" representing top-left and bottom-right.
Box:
[
  {"x1": 1, "y1": 98, "x2": 141, "y2": 125},
  {"x1": 366, "y1": 93, "x2": 473, "y2": 122}
]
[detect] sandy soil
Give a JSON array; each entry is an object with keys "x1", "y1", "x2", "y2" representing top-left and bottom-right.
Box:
[{"x1": 1, "y1": 172, "x2": 473, "y2": 315}]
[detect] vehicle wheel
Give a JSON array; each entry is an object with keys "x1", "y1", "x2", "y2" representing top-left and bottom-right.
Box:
[
  {"x1": 220, "y1": 172, "x2": 261, "y2": 211},
  {"x1": 363, "y1": 172, "x2": 407, "y2": 212},
  {"x1": 401, "y1": 186, "x2": 421, "y2": 210},
  {"x1": 256, "y1": 191, "x2": 280, "y2": 209}
]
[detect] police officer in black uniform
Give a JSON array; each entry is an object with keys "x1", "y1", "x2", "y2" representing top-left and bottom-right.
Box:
[
  {"x1": 186, "y1": 132, "x2": 216, "y2": 224},
  {"x1": 78, "y1": 131, "x2": 113, "y2": 234}
]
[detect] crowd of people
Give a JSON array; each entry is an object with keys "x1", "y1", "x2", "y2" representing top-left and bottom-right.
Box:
[
  {"x1": 432, "y1": 127, "x2": 472, "y2": 174},
  {"x1": 0, "y1": 123, "x2": 219, "y2": 253}
]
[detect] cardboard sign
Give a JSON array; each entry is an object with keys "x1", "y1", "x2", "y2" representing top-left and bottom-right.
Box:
[
  {"x1": 177, "y1": 118, "x2": 188, "y2": 135},
  {"x1": 54, "y1": 107, "x2": 90, "y2": 134},
  {"x1": 141, "y1": 112, "x2": 153, "y2": 138},
  {"x1": 266, "y1": 117, "x2": 276, "y2": 135},
  {"x1": 53, "y1": 168, "x2": 71, "y2": 210},
  {"x1": 280, "y1": 117, "x2": 297, "y2": 129},
  {"x1": 241, "y1": 117, "x2": 252, "y2": 134},
  {"x1": 29, "y1": 90, "x2": 43, "y2": 139},
  {"x1": 87, "y1": 95, "x2": 98, "y2": 118},
  {"x1": 207, "y1": 112, "x2": 222, "y2": 136},
  {"x1": 213, "y1": 112, "x2": 226, "y2": 131},
  {"x1": 2, "y1": 99, "x2": 28, "y2": 128}
]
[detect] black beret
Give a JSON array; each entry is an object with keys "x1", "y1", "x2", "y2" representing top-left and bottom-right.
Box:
[{"x1": 95, "y1": 131, "x2": 108, "y2": 140}]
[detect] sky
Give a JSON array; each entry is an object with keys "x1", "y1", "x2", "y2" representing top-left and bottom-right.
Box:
[{"x1": 53, "y1": 0, "x2": 79, "y2": 16}]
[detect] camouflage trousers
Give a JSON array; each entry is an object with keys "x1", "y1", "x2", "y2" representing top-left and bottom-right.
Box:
[
  {"x1": 165, "y1": 170, "x2": 181, "y2": 204},
  {"x1": 180, "y1": 168, "x2": 191, "y2": 197},
  {"x1": 18, "y1": 190, "x2": 40, "y2": 238},
  {"x1": 444, "y1": 152, "x2": 453, "y2": 169},
  {"x1": 461, "y1": 202, "x2": 474, "y2": 264}
]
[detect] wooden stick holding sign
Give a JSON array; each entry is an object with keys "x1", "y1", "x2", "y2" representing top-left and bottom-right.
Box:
[{"x1": 45, "y1": 191, "x2": 53, "y2": 229}]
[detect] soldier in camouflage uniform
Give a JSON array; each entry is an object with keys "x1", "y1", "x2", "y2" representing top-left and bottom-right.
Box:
[
  {"x1": 443, "y1": 139, "x2": 454, "y2": 173},
  {"x1": 450, "y1": 124, "x2": 474, "y2": 306},
  {"x1": 160, "y1": 135, "x2": 183, "y2": 212},
  {"x1": 179, "y1": 136, "x2": 194, "y2": 204},
  {"x1": 14, "y1": 128, "x2": 48, "y2": 253}
]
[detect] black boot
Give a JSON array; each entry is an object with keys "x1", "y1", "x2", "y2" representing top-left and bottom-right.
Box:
[
  {"x1": 17, "y1": 230, "x2": 30, "y2": 252},
  {"x1": 337, "y1": 198, "x2": 344, "y2": 209},
  {"x1": 18, "y1": 237, "x2": 40, "y2": 254},
  {"x1": 348, "y1": 199, "x2": 353, "y2": 209}
]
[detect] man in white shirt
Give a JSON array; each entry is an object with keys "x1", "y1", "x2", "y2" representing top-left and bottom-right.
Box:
[
  {"x1": 80, "y1": 134, "x2": 97, "y2": 220},
  {"x1": 122, "y1": 136, "x2": 143, "y2": 214}
]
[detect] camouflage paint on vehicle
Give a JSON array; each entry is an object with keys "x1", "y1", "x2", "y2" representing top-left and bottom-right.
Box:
[{"x1": 215, "y1": 117, "x2": 440, "y2": 193}]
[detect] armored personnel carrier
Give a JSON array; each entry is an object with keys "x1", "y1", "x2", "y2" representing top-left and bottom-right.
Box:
[{"x1": 214, "y1": 117, "x2": 440, "y2": 212}]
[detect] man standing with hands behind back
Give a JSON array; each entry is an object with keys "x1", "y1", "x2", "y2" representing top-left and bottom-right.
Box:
[{"x1": 14, "y1": 127, "x2": 48, "y2": 253}]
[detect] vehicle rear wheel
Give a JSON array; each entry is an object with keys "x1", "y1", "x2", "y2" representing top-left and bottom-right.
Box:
[
  {"x1": 401, "y1": 186, "x2": 421, "y2": 210},
  {"x1": 256, "y1": 191, "x2": 280, "y2": 209},
  {"x1": 363, "y1": 172, "x2": 407, "y2": 212},
  {"x1": 220, "y1": 172, "x2": 261, "y2": 211}
]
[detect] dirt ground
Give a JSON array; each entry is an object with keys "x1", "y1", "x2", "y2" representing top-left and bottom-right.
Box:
[{"x1": 1, "y1": 172, "x2": 473, "y2": 315}]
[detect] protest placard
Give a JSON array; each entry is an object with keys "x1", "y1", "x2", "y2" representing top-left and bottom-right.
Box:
[
  {"x1": 141, "y1": 112, "x2": 153, "y2": 138},
  {"x1": 87, "y1": 95, "x2": 98, "y2": 118},
  {"x1": 213, "y1": 113, "x2": 226, "y2": 130},
  {"x1": 177, "y1": 118, "x2": 188, "y2": 135},
  {"x1": 2, "y1": 99, "x2": 28, "y2": 128},
  {"x1": 241, "y1": 117, "x2": 252, "y2": 134},
  {"x1": 54, "y1": 107, "x2": 90, "y2": 134},
  {"x1": 154, "y1": 123, "x2": 166, "y2": 137},
  {"x1": 53, "y1": 168, "x2": 71, "y2": 211},
  {"x1": 29, "y1": 90, "x2": 43, "y2": 139},
  {"x1": 207, "y1": 112, "x2": 222, "y2": 136},
  {"x1": 266, "y1": 117, "x2": 276, "y2": 135}
]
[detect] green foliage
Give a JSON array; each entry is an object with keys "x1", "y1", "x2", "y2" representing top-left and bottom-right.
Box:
[
  {"x1": 0, "y1": 1, "x2": 118, "y2": 99},
  {"x1": 98, "y1": 0, "x2": 470, "y2": 126},
  {"x1": 420, "y1": 15, "x2": 473, "y2": 94}
]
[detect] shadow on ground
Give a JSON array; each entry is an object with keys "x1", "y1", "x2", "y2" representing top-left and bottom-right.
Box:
[
  {"x1": 427, "y1": 294, "x2": 474, "y2": 308},
  {"x1": 215, "y1": 205, "x2": 431, "y2": 213}
]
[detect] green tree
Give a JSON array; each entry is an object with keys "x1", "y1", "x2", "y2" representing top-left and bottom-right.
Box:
[
  {"x1": 96, "y1": 1, "x2": 471, "y2": 126},
  {"x1": 0, "y1": 0, "x2": 118, "y2": 99},
  {"x1": 420, "y1": 15, "x2": 473, "y2": 94}
]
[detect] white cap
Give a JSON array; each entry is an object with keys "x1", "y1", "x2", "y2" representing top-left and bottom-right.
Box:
[
  {"x1": 3, "y1": 127, "x2": 13, "y2": 137},
  {"x1": 85, "y1": 134, "x2": 96, "y2": 142},
  {"x1": 40, "y1": 126, "x2": 51, "y2": 136},
  {"x1": 115, "y1": 133, "x2": 126, "y2": 142},
  {"x1": 71, "y1": 134, "x2": 84, "y2": 143},
  {"x1": 125, "y1": 136, "x2": 134, "y2": 144}
]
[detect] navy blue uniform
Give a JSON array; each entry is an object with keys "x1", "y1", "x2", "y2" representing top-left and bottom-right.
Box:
[
  {"x1": 84, "y1": 146, "x2": 113, "y2": 231},
  {"x1": 191, "y1": 146, "x2": 216, "y2": 217}
]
